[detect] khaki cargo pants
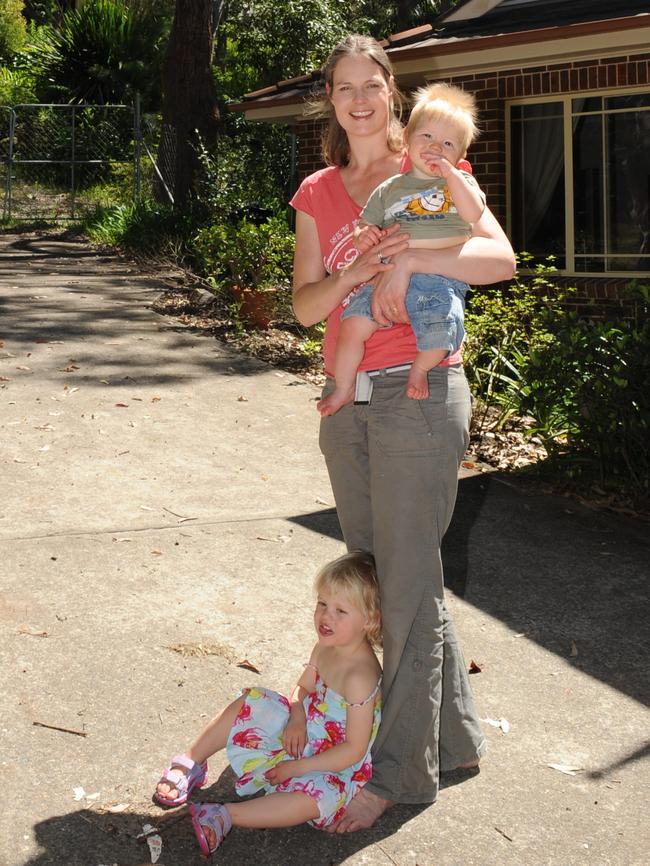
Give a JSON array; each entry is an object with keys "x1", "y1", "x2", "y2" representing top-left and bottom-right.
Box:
[{"x1": 319, "y1": 364, "x2": 485, "y2": 803}]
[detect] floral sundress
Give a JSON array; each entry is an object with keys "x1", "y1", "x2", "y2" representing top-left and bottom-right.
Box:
[{"x1": 226, "y1": 669, "x2": 382, "y2": 828}]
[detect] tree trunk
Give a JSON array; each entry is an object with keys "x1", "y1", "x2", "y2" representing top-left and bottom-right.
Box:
[{"x1": 160, "y1": 0, "x2": 219, "y2": 209}]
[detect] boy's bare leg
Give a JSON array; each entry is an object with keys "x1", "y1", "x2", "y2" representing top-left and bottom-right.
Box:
[
  {"x1": 406, "y1": 349, "x2": 448, "y2": 400},
  {"x1": 156, "y1": 695, "x2": 245, "y2": 802},
  {"x1": 317, "y1": 316, "x2": 379, "y2": 416}
]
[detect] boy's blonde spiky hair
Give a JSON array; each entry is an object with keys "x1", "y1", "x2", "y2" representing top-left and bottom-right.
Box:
[{"x1": 406, "y1": 82, "x2": 479, "y2": 155}]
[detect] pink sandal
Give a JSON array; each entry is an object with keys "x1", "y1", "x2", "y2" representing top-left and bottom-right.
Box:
[
  {"x1": 153, "y1": 754, "x2": 208, "y2": 807},
  {"x1": 190, "y1": 803, "x2": 232, "y2": 857}
]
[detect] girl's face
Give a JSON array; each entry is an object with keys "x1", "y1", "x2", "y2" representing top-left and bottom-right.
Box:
[
  {"x1": 327, "y1": 54, "x2": 394, "y2": 139},
  {"x1": 407, "y1": 116, "x2": 465, "y2": 178},
  {"x1": 314, "y1": 587, "x2": 369, "y2": 648}
]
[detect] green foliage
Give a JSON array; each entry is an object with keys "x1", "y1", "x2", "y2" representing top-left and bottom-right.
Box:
[
  {"x1": 0, "y1": 0, "x2": 28, "y2": 63},
  {"x1": 83, "y1": 199, "x2": 196, "y2": 258},
  {"x1": 32, "y1": 0, "x2": 168, "y2": 108},
  {"x1": 0, "y1": 65, "x2": 37, "y2": 103},
  {"x1": 466, "y1": 264, "x2": 650, "y2": 500},
  {"x1": 192, "y1": 215, "x2": 295, "y2": 292},
  {"x1": 464, "y1": 256, "x2": 573, "y2": 429},
  {"x1": 519, "y1": 287, "x2": 650, "y2": 498}
]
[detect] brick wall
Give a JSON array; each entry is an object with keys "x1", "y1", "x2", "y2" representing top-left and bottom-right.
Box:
[{"x1": 294, "y1": 50, "x2": 650, "y2": 310}]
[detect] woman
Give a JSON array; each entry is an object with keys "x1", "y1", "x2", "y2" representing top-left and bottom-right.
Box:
[{"x1": 291, "y1": 35, "x2": 515, "y2": 833}]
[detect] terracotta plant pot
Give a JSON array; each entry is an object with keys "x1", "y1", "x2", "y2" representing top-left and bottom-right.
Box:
[{"x1": 230, "y1": 286, "x2": 275, "y2": 330}]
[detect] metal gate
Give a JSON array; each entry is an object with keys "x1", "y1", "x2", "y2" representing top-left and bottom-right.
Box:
[{"x1": 1, "y1": 102, "x2": 141, "y2": 221}]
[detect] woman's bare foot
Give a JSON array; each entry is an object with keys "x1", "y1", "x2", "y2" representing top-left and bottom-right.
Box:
[
  {"x1": 317, "y1": 385, "x2": 355, "y2": 417},
  {"x1": 406, "y1": 365, "x2": 430, "y2": 400},
  {"x1": 325, "y1": 788, "x2": 394, "y2": 833}
]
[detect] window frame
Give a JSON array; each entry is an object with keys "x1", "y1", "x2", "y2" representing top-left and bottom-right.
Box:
[{"x1": 506, "y1": 86, "x2": 650, "y2": 277}]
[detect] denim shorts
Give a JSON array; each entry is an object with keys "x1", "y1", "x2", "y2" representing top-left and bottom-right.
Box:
[{"x1": 342, "y1": 273, "x2": 468, "y2": 354}]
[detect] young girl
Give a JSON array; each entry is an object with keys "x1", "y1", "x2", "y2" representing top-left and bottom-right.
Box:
[{"x1": 153, "y1": 551, "x2": 382, "y2": 856}]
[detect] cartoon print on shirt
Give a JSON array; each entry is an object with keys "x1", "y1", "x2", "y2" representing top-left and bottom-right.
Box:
[{"x1": 385, "y1": 184, "x2": 457, "y2": 222}]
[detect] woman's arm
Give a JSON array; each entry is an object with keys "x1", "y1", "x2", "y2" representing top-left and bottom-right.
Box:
[
  {"x1": 370, "y1": 206, "x2": 516, "y2": 326},
  {"x1": 292, "y1": 211, "x2": 409, "y2": 327}
]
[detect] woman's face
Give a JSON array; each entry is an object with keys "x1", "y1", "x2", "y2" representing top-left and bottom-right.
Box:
[{"x1": 328, "y1": 54, "x2": 394, "y2": 139}]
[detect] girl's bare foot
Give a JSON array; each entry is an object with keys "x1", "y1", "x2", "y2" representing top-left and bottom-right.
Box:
[
  {"x1": 406, "y1": 365, "x2": 429, "y2": 400},
  {"x1": 317, "y1": 385, "x2": 355, "y2": 416},
  {"x1": 325, "y1": 788, "x2": 394, "y2": 833},
  {"x1": 156, "y1": 763, "x2": 188, "y2": 802}
]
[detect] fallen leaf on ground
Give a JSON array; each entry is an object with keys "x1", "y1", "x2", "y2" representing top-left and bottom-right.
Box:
[
  {"x1": 237, "y1": 659, "x2": 261, "y2": 674},
  {"x1": 237, "y1": 395, "x2": 248, "y2": 401},
  {"x1": 60, "y1": 365, "x2": 79, "y2": 373},
  {"x1": 482, "y1": 717, "x2": 510, "y2": 733},
  {"x1": 462, "y1": 460, "x2": 477, "y2": 469},
  {"x1": 315, "y1": 497, "x2": 330, "y2": 506},
  {"x1": 547, "y1": 763, "x2": 584, "y2": 776},
  {"x1": 151, "y1": 396, "x2": 161, "y2": 402},
  {"x1": 16, "y1": 365, "x2": 31, "y2": 371},
  {"x1": 570, "y1": 640, "x2": 579, "y2": 657},
  {"x1": 468, "y1": 659, "x2": 483, "y2": 673},
  {"x1": 107, "y1": 803, "x2": 129, "y2": 813},
  {"x1": 114, "y1": 403, "x2": 129, "y2": 408},
  {"x1": 18, "y1": 626, "x2": 49, "y2": 637}
]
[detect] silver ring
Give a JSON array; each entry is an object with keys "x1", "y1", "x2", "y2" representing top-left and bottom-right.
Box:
[{"x1": 379, "y1": 255, "x2": 389, "y2": 265}]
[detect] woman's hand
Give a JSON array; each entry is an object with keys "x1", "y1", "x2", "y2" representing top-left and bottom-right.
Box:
[
  {"x1": 265, "y1": 760, "x2": 297, "y2": 786},
  {"x1": 370, "y1": 248, "x2": 413, "y2": 326},
  {"x1": 345, "y1": 223, "x2": 409, "y2": 289},
  {"x1": 281, "y1": 714, "x2": 307, "y2": 758}
]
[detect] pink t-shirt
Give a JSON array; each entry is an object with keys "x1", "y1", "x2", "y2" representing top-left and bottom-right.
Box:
[{"x1": 290, "y1": 165, "x2": 462, "y2": 376}]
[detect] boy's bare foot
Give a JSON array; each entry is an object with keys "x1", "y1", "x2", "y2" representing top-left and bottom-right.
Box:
[
  {"x1": 406, "y1": 365, "x2": 430, "y2": 400},
  {"x1": 325, "y1": 788, "x2": 394, "y2": 833},
  {"x1": 317, "y1": 385, "x2": 355, "y2": 416}
]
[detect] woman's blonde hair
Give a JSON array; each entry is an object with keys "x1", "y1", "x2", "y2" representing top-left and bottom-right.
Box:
[
  {"x1": 314, "y1": 550, "x2": 382, "y2": 648},
  {"x1": 305, "y1": 34, "x2": 404, "y2": 167},
  {"x1": 406, "y1": 82, "x2": 479, "y2": 155}
]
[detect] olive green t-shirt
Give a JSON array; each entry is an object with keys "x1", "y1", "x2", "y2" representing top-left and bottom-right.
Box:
[{"x1": 360, "y1": 170, "x2": 485, "y2": 240}]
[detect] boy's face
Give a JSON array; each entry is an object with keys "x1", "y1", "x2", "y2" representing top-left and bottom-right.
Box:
[{"x1": 407, "y1": 116, "x2": 466, "y2": 178}]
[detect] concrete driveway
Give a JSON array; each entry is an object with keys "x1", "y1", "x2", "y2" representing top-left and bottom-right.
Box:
[{"x1": 1, "y1": 231, "x2": 648, "y2": 866}]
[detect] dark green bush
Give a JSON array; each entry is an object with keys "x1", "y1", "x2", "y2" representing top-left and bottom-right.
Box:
[
  {"x1": 192, "y1": 215, "x2": 295, "y2": 292},
  {"x1": 520, "y1": 285, "x2": 650, "y2": 499}
]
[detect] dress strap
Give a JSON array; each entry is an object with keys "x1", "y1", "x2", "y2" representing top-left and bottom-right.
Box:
[{"x1": 346, "y1": 675, "x2": 382, "y2": 708}]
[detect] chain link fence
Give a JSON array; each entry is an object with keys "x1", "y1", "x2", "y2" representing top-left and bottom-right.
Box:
[{"x1": 1, "y1": 102, "x2": 143, "y2": 221}]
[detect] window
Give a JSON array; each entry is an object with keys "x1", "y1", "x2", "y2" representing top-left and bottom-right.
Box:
[{"x1": 509, "y1": 91, "x2": 650, "y2": 275}]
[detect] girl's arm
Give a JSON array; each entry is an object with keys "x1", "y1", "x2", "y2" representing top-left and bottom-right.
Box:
[
  {"x1": 371, "y1": 205, "x2": 516, "y2": 326},
  {"x1": 281, "y1": 646, "x2": 319, "y2": 758},
  {"x1": 292, "y1": 211, "x2": 409, "y2": 327},
  {"x1": 267, "y1": 671, "x2": 376, "y2": 783}
]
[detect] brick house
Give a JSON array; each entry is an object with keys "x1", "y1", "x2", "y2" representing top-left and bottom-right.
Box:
[{"x1": 231, "y1": 0, "x2": 650, "y2": 311}]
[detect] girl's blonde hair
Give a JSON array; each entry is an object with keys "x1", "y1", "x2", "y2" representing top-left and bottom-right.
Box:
[
  {"x1": 406, "y1": 82, "x2": 479, "y2": 155},
  {"x1": 305, "y1": 34, "x2": 404, "y2": 167},
  {"x1": 314, "y1": 550, "x2": 382, "y2": 648}
]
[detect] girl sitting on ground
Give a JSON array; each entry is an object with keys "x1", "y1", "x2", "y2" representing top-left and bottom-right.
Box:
[{"x1": 153, "y1": 550, "x2": 382, "y2": 856}]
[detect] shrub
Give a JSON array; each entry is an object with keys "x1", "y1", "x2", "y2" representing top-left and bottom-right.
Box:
[
  {"x1": 0, "y1": 0, "x2": 27, "y2": 63},
  {"x1": 520, "y1": 285, "x2": 650, "y2": 499},
  {"x1": 192, "y1": 215, "x2": 295, "y2": 292}
]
